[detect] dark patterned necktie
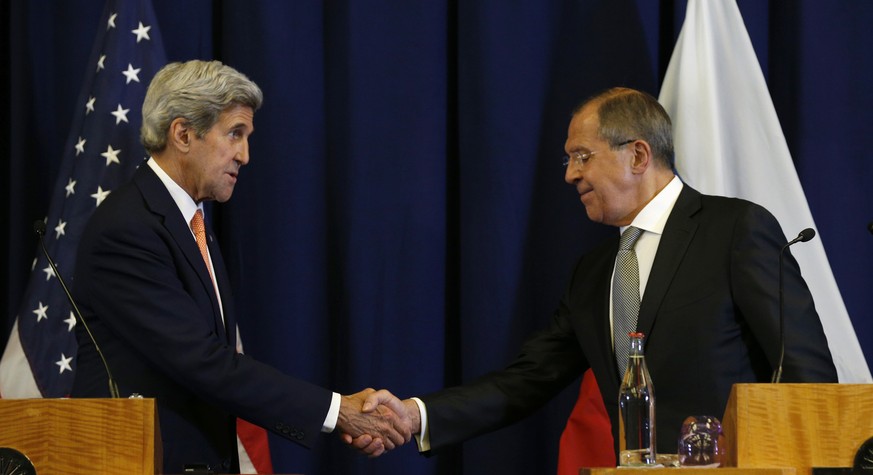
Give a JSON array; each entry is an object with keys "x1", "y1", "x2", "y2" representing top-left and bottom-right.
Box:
[{"x1": 613, "y1": 226, "x2": 644, "y2": 378}]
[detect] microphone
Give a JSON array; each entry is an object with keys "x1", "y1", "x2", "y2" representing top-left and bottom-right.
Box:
[
  {"x1": 786, "y1": 227, "x2": 815, "y2": 246},
  {"x1": 33, "y1": 220, "x2": 119, "y2": 398},
  {"x1": 771, "y1": 227, "x2": 816, "y2": 383}
]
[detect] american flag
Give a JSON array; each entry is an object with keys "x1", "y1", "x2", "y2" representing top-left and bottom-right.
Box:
[
  {"x1": 1, "y1": 2, "x2": 275, "y2": 471},
  {"x1": 0, "y1": 0, "x2": 166, "y2": 399}
]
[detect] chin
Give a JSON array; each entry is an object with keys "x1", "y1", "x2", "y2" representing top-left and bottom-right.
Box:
[
  {"x1": 584, "y1": 208, "x2": 603, "y2": 224},
  {"x1": 212, "y1": 192, "x2": 233, "y2": 203},
  {"x1": 217, "y1": 187, "x2": 237, "y2": 203}
]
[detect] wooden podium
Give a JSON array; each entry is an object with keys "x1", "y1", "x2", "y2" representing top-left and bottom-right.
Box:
[
  {"x1": 722, "y1": 383, "x2": 873, "y2": 474},
  {"x1": 581, "y1": 384, "x2": 873, "y2": 475},
  {"x1": 0, "y1": 398, "x2": 161, "y2": 474}
]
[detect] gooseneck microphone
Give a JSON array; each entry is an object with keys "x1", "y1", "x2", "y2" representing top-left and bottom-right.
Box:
[
  {"x1": 33, "y1": 220, "x2": 119, "y2": 398},
  {"x1": 771, "y1": 227, "x2": 816, "y2": 383}
]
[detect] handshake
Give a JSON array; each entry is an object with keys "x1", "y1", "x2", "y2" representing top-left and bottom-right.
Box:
[{"x1": 336, "y1": 388, "x2": 420, "y2": 457}]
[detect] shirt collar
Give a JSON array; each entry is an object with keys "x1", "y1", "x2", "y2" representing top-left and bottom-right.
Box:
[
  {"x1": 147, "y1": 158, "x2": 203, "y2": 226},
  {"x1": 620, "y1": 175, "x2": 683, "y2": 236}
]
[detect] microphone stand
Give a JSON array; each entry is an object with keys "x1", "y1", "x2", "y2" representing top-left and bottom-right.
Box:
[
  {"x1": 771, "y1": 246, "x2": 788, "y2": 383},
  {"x1": 35, "y1": 221, "x2": 119, "y2": 398},
  {"x1": 771, "y1": 228, "x2": 815, "y2": 383}
]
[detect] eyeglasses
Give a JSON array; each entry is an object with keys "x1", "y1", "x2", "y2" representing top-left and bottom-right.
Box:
[{"x1": 562, "y1": 139, "x2": 636, "y2": 168}]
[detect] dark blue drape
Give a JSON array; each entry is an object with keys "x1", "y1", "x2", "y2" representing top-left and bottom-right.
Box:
[{"x1": 4, "y1": 1, "x2": 871, "y2": 474}]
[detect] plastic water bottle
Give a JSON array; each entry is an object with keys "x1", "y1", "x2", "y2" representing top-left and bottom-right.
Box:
[{"x1": 618, "y1": 331, "x2": 657, "y2": 466}]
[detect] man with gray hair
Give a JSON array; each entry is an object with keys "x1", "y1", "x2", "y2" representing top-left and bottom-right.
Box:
[
  {"x1": 348, "y1": 87, "x2": 837, "y2": 462},
  {"x1": 71, "y1": 60, "x2": 409, "y2": 473}
]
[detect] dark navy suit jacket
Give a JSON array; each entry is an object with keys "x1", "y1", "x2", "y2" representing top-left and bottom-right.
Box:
[
  {"x1": 72, "y1": 163, "x2": 332, "y2": 473},
  {"x1": 421, "y1": 184, "x2": 837, "y2": 456}
]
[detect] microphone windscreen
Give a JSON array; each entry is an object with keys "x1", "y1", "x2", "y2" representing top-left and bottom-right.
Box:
[{"x1": 799, "y1": 228, "x2": 816, "y2": 242}]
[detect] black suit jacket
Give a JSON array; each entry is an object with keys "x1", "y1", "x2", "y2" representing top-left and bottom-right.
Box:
[
  {"x1": 421, "y1": 184, "x2": 837, "y2": 456},
  {"x1": 71, "y1": 164, "x2": 333, "y2": 473}
]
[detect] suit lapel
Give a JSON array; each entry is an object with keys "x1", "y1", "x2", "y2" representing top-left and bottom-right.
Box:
[
  {"x1": 206, "y1": 226, "x2": 236, "y2": 350},
  {"x1": 636, "y1": 185, "x2": 701, "y2": 340},
  {"x1": 134, "y1": 165, "x2": 229, "y2": 343}
]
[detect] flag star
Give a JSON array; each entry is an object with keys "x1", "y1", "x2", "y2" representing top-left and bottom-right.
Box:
[
  {"x1": 122, "y1": 63, "x2": 141, "y2": 84},
  {"x1": 92, "y1": 186, "x2": 111, "y2": 206},
  {"x1": 107, "y1": 12, "x2": 117, "y2": 30},
  {"x1": 33, "y1": 301, "x2": 49, "y2": 322},
  {"x1": 65, "y1": 178, "x2": 77, "y2": 197},
  {"x1": 75, "y1": 136, "x2": 86, "y2": 156},
  {"x1": 64, "y1": 311, "x2": 77, "y2": 332},
  {"x1": 131, "y1": 22, "x2": 151, "y2": 42},
  {"x1": 56, "y1": 353, "x2": 73, "y2": 374},
  {"x1": 101, "y1": 144, "x2": 121, "y2": 165},
  {"x1": 85, "y1": 96, "x2": 96, "y2": 115},
  {"x1": 55, "y1": 219, "x2": 67, "y2": 239},
  {"x1": 111, "y1": 104, "x2": 130, "y2": 124},
  {"x1": 42, "y1": 263, "x2": 56, "y2": 281},
  {"x1": 96, "y1": 54, "x2": 106, "y2": 72}
]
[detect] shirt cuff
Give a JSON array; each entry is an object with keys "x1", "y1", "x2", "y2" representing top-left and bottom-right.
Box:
[
  {"x1": 321, "y1": 392, "x2": 341, "y2": 433},
  {"x1": 411, "y1": 397, "x2": 430, "y2": 452}
]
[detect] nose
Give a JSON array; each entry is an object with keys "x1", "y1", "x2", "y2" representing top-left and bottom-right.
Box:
[
  {"x1": 236, "y1": 139, "x2": 250, "y2": 166},
  {"x1": 564, "y1": 162, "x2": 581, "y2": 185}
]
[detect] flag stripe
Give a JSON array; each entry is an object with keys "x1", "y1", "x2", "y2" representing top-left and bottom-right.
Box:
[{"x1": 0, "y1": 319, "x2": 42, "y2": 398}]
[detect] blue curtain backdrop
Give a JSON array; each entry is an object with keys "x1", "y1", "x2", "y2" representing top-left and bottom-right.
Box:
[{"x1": 3, "y1": 1, "x2": 871, "y2": 474}]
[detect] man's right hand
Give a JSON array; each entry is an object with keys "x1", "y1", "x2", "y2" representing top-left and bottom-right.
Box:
[
  {"x1": 336, "y1": 388, "x2": 414, "y2": 457},
  {"x1": 338, "y1": 390, "x2": 421, "y2": 457}
]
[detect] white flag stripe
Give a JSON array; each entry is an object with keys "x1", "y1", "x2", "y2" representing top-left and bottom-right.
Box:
[
  {"x1": 0, "y1": 319, "x2": 43, "y2": 398},
  {"x1": 238, "y1": 434, "x2": 257, "y2": 474},
  {"x1": 658, "y1": 0, "x2": 871, "y2": 382}
]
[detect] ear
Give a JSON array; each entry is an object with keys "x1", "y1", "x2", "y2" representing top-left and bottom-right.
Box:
[
  {"x1": 168, "y1": 118, "x2": 192, "y2": 152},
  {"x1": 629, "y1": 139, "x2": 654, "y2": 174}
]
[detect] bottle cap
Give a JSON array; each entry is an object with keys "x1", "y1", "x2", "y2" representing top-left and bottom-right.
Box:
[{"x1": 628, "y1": 332, "x2": 645, "y2": 338}]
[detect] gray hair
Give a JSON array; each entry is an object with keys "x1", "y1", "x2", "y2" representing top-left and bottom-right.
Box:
[
  {"x1": 575, "y1": 87, "x2": 675, "y2": 169},
  {"x1": 141, "y1": 60, "x2": 263, "y2": 154}
]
